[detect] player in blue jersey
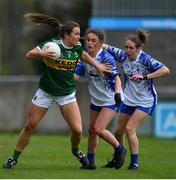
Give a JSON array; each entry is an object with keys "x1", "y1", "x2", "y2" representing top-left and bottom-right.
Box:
[
  {"x1": 74, "y1": 29, "x2": 126, "y2": 170},
  {"x1": 102, "y1": 30, "x2": 170, "y2": 170},
  {"x1": 2, "y1": 13, "x2": 112, "y2": 169}
]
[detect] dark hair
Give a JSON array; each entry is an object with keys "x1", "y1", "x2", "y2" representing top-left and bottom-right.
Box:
[
  {"x1": 84, "y1": 28, "x2": 104, "y2": 43},
  {"x1": 24, "y1": 13, "x2": 80, "y2": 38},
  {"x1": 125, "y1": 29, "x2": 149, "y2": 48},
  {"x1": 60, "y1": 21, "x2": 80, "y2": 38}
]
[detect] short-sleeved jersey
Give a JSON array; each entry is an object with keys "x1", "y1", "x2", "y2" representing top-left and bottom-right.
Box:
[
  {"x1": 107, "y1": 46, "x2": 165, "y2": 107},
  {"x1": 37, "y1": 39, "x2": 83, "y2": 96},
  {"x1": 75, "y1": 48, "x2": 120, "y2": 106}
]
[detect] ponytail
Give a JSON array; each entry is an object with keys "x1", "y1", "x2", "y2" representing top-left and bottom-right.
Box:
[{"x1": 24, "y1": 13, "x2": 62, "y2": 29}]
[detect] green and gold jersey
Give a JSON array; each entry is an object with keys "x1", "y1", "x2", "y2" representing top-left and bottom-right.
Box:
[{"x1": 37, "y1": 39, "x2": 83, "y2": 96}]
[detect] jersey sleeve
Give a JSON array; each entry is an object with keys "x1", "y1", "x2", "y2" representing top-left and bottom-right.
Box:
[
  {"x1": 36, "y1": 41, "x2": 49, "y2": 50},
  {"x1": 76, "y1": 42, "x2": 84, "y2": 55},
  {"x1": 74, "y1": 59, "x2": 85, "y2": 76},
  {"x1": 140, "y1": 52, "x2": 165, "y2": 72},
  {"x1": 107, "y1": 46, "x2": 126, "y2": 63},
  {"x1": 103, "y1": 51, "x2": 120, "y2": 77}
]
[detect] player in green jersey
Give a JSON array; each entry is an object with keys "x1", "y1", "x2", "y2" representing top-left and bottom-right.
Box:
[{"x1": 3, "y1": 13, "x2": 111, "y2": 169}]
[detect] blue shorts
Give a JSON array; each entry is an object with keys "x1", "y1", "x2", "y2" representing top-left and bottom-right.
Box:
[
  {"x1": 119, "y1": 102, "x2": 155, "y2": 116},
  {"x1": 90, "y1": 103, "x2": 119, "y2": 113}
]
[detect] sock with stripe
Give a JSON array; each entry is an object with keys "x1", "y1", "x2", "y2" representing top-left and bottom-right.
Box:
[{"x1": 71, "y1": 147, "x2": 79, "y2": 156}]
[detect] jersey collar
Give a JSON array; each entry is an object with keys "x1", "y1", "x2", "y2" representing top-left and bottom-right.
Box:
[{"x1": 61, "y1": 39, "x2": 73, "y2": 49}]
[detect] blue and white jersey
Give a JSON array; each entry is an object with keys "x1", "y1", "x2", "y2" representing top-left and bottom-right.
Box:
[
  {"x1": 107, "y1": 46, "x2": 165, "y2": 107},
  {"x1": 75, "y1": 48, "x2": 120, "y2": 106}
]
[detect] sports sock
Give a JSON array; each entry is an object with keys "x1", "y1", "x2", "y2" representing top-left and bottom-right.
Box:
[
  {"x1": 12, "y1": 150, "x2": 22, "y2": 161},
  {"x1": 113, "y1": 144, "x2": 123, "y2": 160},
  {"x1": 130, "y1": 154, "x2": 138, "y2": 166},
  {"x1": 87, "y1": 153, "x2": 95, "y2": 163},
  {"x1": 116, "y1": 144, "x2": 123, "y2": 152},
  {"x1": 71, "y1": 146, "x2": 79, "y2": 156}
]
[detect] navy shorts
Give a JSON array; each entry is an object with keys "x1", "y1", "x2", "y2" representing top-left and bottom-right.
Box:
[
  {"x1": 90, "y1": 103, "x2": 119, "y2": 113},
  {"x1": 119, "y1": 102, "x2": 155, "y2": 116}
]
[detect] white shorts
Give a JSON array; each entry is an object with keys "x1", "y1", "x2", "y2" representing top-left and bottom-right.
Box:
[{"x1": 32, "y1": 88, "x2": 76, "y2": 108}]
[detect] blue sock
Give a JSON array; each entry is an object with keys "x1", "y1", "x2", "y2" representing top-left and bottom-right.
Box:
[
  {"x1": 130, "y1": 154, "x2": 138, "y2": 165},
  {"x1": 113, "y1": 144, "x2": 123, "y2": 160},
  {"x1": 87, "y1": 153, "x2": 95, "y2": 163},
  {"x1": 116, "y1": 144, "x2": 123, "y2": 152}
]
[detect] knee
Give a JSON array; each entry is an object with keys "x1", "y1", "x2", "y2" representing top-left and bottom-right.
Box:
[
  {"x1": 94, "y1": 126, "x2": 102, "y2": 137},
  {"x1": 88, "y1": 127, "x2": 96, "y2": 136},
  {"x1": 24, "y1": 122, "x2": 36, "y2": 133},
  {"x1": 125, "y1": 125, "x2": 134, "y2": 135},
  {"x1": 72, "y1": 127, "x2": 82, "y2": 137}
]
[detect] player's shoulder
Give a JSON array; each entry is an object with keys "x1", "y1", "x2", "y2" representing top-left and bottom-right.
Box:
[
  {"x1": 71, "y1": 41, "x2": 83, "y2": 52},
  {"x1": 139, "y1": 50, "x2": 153, "y2": 65},
  {"x1": 71, "y1": 41, "x2": 82, "y2": 48},
  {"x1": 52, "y1": 38, "x2": 61, "y2": 45},
  {"x1": 100, "y1": 49, "x2": 115, "y2": 59},
  {"x1": 140, "y1": 51, "x2": 152, "y2": 60}
]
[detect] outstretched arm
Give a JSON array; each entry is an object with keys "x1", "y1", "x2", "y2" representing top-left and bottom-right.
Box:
[{"x1": 80, "y1": 51, "x2": 112, "y2": 74}]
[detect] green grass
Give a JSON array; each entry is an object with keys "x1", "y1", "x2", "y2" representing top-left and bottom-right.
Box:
[{"x1": 0, "y1": 133, "x2": 176, "y2": 179}]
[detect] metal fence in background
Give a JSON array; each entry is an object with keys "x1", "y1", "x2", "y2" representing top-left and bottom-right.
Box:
[{"x1": 92, "y1": 0, "x2": 176, "y2": 17}]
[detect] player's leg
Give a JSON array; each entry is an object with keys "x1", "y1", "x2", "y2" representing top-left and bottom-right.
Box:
[
  {"x1": 3, "y1": 89, "x2": 53, "y2": 169},
  {"x1": 60, "y1": 101, "x2": 88, "y2": 167},
  {"x1": 126, "y1": 109, "x2": 148, "y2": 170},
  {"x1": 115, "y1": 112, "x2": 130, "y2": 145},
  {"x1": 96, "y1": 107, "x2": 126, "y2": 169},
  {"x1": 94, "y1": 107, "x2": 117, "y2": 146},
  {"x1": 3, "y1": 103, "x2": 48, "y2": 169},
  {"x1": 85, "y1": 109, "x2": 99, "y2": 169},
  {"x1": 103, "y1": 112, "x2": 129, "y2": 168}
]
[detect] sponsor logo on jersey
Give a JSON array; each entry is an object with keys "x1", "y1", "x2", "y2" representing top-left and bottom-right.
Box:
[{"x1": 43, "y1": 59, "x2": 77, "y2": 70}]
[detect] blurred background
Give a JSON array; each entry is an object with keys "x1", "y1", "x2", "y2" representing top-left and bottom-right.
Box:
[{"x1": 0, "y1": 0, "x2": 175, "y2": 138}]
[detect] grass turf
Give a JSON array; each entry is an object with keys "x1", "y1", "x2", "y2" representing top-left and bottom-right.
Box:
[{"x1": 0, "y1": 133, "x2": 176, "y2": 179}]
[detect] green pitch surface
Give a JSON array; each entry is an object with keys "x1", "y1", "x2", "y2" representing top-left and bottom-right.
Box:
[{"x1": 0, "y1": 133, "x2": 176, "y2": 179}]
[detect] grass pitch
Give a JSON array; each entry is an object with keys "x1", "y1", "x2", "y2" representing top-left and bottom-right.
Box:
[{"x1": 0, "y1": 133, "x2": 176, "y2": 179}]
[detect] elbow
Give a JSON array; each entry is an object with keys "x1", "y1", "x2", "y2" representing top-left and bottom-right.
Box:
[
  {"x1": 25, "y1": 53, "x2": 29, "y2": 59},
  {"x1": 164, "y1": 66, "x2": 170, "y2": 75},
  {"x1": 25, "y1": 52, "x2": 33, "y2": 60}
]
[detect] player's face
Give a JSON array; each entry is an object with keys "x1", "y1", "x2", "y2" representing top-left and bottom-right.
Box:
[
  {"x1": 125, "y1": 40, "x2": 140, "y2": 60},
  {"x1": 66, "y1": 27, "x2": 81, "y2": 46},
  {"x1": 85, "y1": 33, "x2": 102, "y2": 55}
]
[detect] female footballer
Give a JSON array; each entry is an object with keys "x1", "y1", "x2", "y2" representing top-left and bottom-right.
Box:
[
  {"x1": 74, "y1": 29, "x2": 126, "y2": 170},
  {"x1": 3, "y1": 13, "x2": 111, "y2": 169},
  {"x1": 102, "y1": 30, "x2": 170, "y2": 170}
]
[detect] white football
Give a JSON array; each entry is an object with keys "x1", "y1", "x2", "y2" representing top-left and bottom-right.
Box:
[{"x1": 43, "y1": 42, "x2": 61, "y2": 60}]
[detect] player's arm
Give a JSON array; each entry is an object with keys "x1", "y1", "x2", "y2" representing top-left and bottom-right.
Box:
[
  {"x1": 80, "y1": 51, "x2": 112, "y2": 74},
  {"x1": 130, "y1": 58, "x2": 170, "y2": 80},
  {"x1": 114, "y1": 75, "x2": 122, "y2": 106},
  {"x1": 74, "y1": 60, "x2": 84, "y2": 81},
  {"x1": 102, "y1": 43, "x2": 109, "y2": 50},
  {"x1": 26, "y1": 46, "x2": 55, "y2": 60},
  {"x1": 146, "y1": 66, "x2": 170, "y2": 79},
  {"x1": 115, "y1": 75, "x2": 122, "y2": 94}
]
